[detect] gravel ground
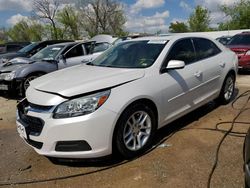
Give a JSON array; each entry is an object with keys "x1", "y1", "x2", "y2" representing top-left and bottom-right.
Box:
[{"x1": 0, "y1": 74, "x2": 249, "y2": 188}]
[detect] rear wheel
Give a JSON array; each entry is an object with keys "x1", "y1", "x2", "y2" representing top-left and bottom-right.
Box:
[
  {"x1": 114, "y1": 103, "x2": 156, "y2": 159},
  {"x1": 217, "y1": 73, "x2": 235, "y2": 104}
]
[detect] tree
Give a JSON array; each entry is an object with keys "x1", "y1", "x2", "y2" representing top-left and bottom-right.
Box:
[
  {"x1": 79, "y1": 0, "x2": 126, "y2": 37},
  {"x1": 188, "y1": 5, "x2": 210, "y2": 32},
  {"x1": 220, "y1": 0, "x2": 250, "y2": 29},
  {"x1": 169, "y1": 21, "x2": 189, "y2": 33},
  {"x1": 33, "y1": 0, "x2": 59, "y2": 39},
  {"x1": 56, "y1": 5, "x2": 81, "y2": 39},
  {"x1": 7, "y1": 20, "x2": 44, "y2": 41},
  {"x1": 0, "y1": 28, "x2": 7, "y2": 43}
]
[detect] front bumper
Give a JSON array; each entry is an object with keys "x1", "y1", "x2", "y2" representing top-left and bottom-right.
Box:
[
  {"x1": 16, "y1": 99, "x2": 118, "y2": 158},
  {"x1": 0, "y1": 79, "x2": 22, "y2": 94}
]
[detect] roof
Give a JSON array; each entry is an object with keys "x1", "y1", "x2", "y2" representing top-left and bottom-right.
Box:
[
  {"x1": 90, "y1": 35, "x2": 117, "y2": 44},
  {"x1": 128, "y1": 34, "x2": 221, "y2": 43}
]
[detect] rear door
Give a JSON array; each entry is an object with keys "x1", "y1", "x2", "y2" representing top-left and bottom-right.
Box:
[{"x1": 192, "y1": 38, "x2": 223, "y2": 103}]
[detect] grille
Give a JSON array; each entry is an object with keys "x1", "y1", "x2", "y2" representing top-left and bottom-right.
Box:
[{"x1": 17, "y1": 99, "x2": 44, "y2": 136}]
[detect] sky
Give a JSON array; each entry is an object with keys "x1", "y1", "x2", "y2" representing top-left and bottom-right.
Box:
[{"x1": 0, "y1": 0, "x2": 240, "y2": 33}]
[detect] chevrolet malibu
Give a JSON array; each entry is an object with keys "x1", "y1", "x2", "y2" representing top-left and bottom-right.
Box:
[{"x1": 16, "y1": 35, "x2": 238, "y2": 159}]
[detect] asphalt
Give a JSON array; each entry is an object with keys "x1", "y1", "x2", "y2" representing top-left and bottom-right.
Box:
[{"x1": 0, "y1": 74, "x2": 249, "y2": 188}]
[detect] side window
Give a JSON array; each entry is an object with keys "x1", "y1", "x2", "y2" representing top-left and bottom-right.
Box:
[
  {"x1": 166, "y1": 38, "x2": 196, "y2": 64},
  {"x1": 193, "y1": 38, "x2": 221, "y2": 60},
  {"x1": 93, "y1": 43, "x2": 110, "y2": 53},
  {"x1": 65, "y1": 44, "x2": 84, "y2": 58}
]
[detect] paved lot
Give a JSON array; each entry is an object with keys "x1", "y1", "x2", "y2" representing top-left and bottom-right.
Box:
[{"x1": 0, "y1": 74, "x2": 249, "y2": 188}]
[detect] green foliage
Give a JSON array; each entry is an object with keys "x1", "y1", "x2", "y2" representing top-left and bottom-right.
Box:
[
  {"x1": 188, "y1": 5, "x2": 211, "y2": 32},
  {"x1": 7, "y1": 0, "x2": 127, "y2": 41},
  {"x1": 220, "y1": 0, "x2": 250, "y2": 29},
  {"x1": 169, "y1": 21, "x2": 189, "y2": 33},
  {"x1": 7, "y1": 20, "x2": 44, "y2": 41},
  {"x1": 56, "y1": 5, "x2": 81, "y2": 39}
]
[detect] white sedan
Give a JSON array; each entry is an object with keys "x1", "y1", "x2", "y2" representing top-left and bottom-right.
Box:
[{"x1": 16, "y1": 35, "x2": 238, "y2": 159}]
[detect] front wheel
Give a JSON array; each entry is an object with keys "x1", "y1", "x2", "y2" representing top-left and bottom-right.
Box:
[
  {"x1": 22, "y1": 74, "x2": 42, "y2": 96},
  {"x1": 114, "y1": 103, "x2": 156, "y2": 159},
  {"x1": 217, "y1": 73, "x2": 235, "y2": 104}
]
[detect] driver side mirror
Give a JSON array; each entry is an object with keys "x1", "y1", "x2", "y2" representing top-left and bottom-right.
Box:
[
  {"x1": 161, "y1": 60, "x2": 185, "y2": 73},
  {"x1": 166, "y1": 60, "x2": 185, "y2": 69},
  {"x1": 58, "y1": 54, "x2": 66, "y2": 64}
]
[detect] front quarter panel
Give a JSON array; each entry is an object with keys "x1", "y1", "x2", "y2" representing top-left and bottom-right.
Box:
[{"x1": 15, "y1": 61, "x2": 58, "y2": 79}]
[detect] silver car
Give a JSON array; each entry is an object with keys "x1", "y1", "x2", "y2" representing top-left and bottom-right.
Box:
[{"x1": 0, "y1": 40, "x2": 112, "y2": 96}]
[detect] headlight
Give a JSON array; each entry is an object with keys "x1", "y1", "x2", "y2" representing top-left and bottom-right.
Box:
[
  {"x1": 246, "y1": 50, "x2": 250, "y2": 55},
  {"x1": 0, "y1": 72, "x2": 16, "y2": 81},
  {"x1": 53, "y1": 90, "x2": 110, "y2": 119}
]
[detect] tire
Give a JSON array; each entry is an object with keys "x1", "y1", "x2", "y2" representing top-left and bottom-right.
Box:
[
  {"x1": 21, "y1": 74, "x2": 43, "y2": 97},
  {"x1": 217, "y1": 73, "x2": 235, "y2": 105},
  {"x1": 113, "y1": 103, "x2": 157, "y2": 159}
]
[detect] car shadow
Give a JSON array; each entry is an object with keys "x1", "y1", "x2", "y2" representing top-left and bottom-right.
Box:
[
  {"x1": 0, "y1": 91, "x2": 23, "y2": 101},
  {"x1": 49, "y1": 88, "x2": 240, "y2": 168},
  {"x1": 238, "y1": 70, "x2": 250, "y2": 75}
]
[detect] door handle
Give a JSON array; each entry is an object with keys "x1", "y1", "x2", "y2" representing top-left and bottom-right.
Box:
[
  {"x1": 194, "y1": 71, "x2": 202, "y2": 78},
  {"x1": 219, "y1": 62, "x2": 226, "y2": 67}
]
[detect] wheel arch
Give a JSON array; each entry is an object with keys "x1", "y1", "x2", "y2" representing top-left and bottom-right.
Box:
[{"x1": 111, "y1": 98, "x2": 159, "y2": 152}]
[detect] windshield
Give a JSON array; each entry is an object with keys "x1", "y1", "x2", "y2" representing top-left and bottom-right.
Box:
[
  {"x1": 90, "y1": 40, "x2": 167, "y2": 68},
  {"x1": 31, "y1": 45, "x2": 64, "y2": 61},
  {"x1": 228, "y1": 34, "x2": 250, "y2": 45},
  {"x1": 18, "y1": 43, "x2": 38, "y2": 53}
]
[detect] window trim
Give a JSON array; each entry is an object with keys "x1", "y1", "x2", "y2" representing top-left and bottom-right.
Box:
[
  {"x1": 160, "y1": 37, "x2": 222, "y2": 74},
  {"x1": 160, "y1": 37, "x2": 196, "y2": 74},
  {"x1": 192, "y1": 37, "x2": 222, "y2": 62}
]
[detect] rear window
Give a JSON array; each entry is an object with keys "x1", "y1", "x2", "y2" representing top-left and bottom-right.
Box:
[{"x1": 228, "y1": 34, "x2": 250, "y2": 45}]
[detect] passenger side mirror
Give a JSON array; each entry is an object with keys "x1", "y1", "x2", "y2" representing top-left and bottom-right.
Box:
[{"x1": 166, "y1": 60, "x2": 185, "y2": 70}]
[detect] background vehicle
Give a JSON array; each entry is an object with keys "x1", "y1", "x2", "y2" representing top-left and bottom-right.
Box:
[
  {"x1": 227, "y1": 32, "x2": 250, "y2": 71},
  {"x1": 0, "y1": 42, "x2": 31, "y2": 54},
  {"x1": 0, "y1": 40, "x2": 73, "y2": 64},
  {"x1": 0, "y1": 39, "x2": 112, "y2": 96},
  {"x1": 16, "y1": 35, "x2": 237, "y2": 159},
  {"x1": 216, "y1": 36, "x2": 232, "y2": 45}
]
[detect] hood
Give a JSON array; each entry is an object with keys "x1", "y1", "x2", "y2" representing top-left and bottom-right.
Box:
[
  {"x1": 0, "y1": 57, "x2": 33, "y2": 72},
  {"x1": 31, "y1": 64, "x2": 145, "y2": 97},
  {"x1": 8, "y1": 57, "x2": 34, "y2": 64}
]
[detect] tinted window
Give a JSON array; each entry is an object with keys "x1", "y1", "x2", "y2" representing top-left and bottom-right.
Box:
[
  {"x1": 65, "y1": 44, "x2": 84, "y2": 58},
  {"x1": 18, "y1": 43, "x2": 38, "y2": 53},
  {"x1": 7, "y1": 44, "x2": 22, "y2": 52},
  {"x1": 167, "y1": 39, "x2": 196, "y2": 64},
  {"x1": 91, "y1": 40, "x2": 166, "y2": 68},
  {"x1": 228, "y1": 34, "x2": 250, "y2": 45},
  {"x1": 193, "y1": 38, "x2": 221, "y2": 60}
]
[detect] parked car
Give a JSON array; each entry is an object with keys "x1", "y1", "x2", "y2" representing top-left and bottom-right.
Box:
[
  {"x1": 216, "y1": 36, "x2": 232, "y2": 45},
  {"x1": 0, "y1": 40, "x2": 73, "y2": 64},
  {"x1": 227, "y1": 32, "x2": 250, "y2": 71},
  {"x1": 0, "y1": 39, "x2": 112, "y2": 96},
  {"x1": 16, "y1": 35, "x2": 237, "y2": 159},
  {"x1": 244, "y1": 128, "x2": 250, "y2": 188},
  {"x1": 0, "y1": 42, "x2": 31, "y2": 54}
]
